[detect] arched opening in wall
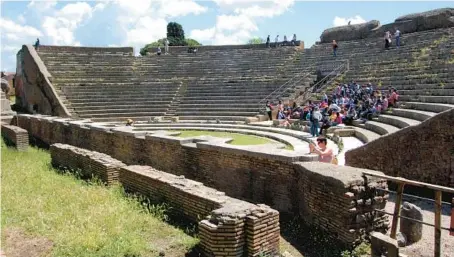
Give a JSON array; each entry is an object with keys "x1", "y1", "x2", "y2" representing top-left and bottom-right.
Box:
[{"x1": 33, "y1": 104, "x2": 38, "y2": 114}]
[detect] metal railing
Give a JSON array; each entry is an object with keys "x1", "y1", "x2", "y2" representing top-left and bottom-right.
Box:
[
  {"x1": 257, "y1": 69, "x2": 312, "y2": 108},
  {"x1": 362, "y1": 170, "x2": 454, "y2": 257},
  {"x1": 293, "y1": 59, "x2": 349, "y2": 104}
]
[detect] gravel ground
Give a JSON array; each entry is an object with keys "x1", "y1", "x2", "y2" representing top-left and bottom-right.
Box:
[{"x1": 385, "y1": 194, "x2": 454, "y2": 257}]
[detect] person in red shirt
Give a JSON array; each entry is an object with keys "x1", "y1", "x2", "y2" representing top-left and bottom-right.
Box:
[{"x1": 388, "y1": 88, "x2": 399, "y2": 107}]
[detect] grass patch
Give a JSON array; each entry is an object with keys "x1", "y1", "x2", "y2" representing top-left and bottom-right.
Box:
[
  {"x1": 172, "y1": 130, "x2": 278, "y2": 146},
  {"x1": 1, "y1": 139, "x2": 198, "y2": 257}
]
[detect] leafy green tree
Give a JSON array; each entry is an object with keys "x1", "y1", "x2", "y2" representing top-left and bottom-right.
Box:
[
  {"x1": 185, "y1": 38, "x2": 201, "y2": 47},
  {"x1": 247, "y1": 37, "x2": 264, "y2": 44},
  {"x1": 167, "y1": 22, "x2": 186, "y2": 46}
]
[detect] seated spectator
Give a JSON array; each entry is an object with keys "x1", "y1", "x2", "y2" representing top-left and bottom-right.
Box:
[
  {"x1": 382, "y1": 96, "x2": 388, "y2": 111},
  {"x1": 291, "y1": 34, "x2": 297, "y2": 45},
  {"x1": 309, "y1": 136, "x2": 334, "y2": 163},
  {"x1": 388, "y1": 88, "x2": 399, "y2": 107},
  {"x1": 126, "y1": 119, "x2": 134, "y2": 126},
  {"x1": 319, "y1": 113, "x2": 331, "y2": 136},
  {"x1": 344, "y1": 107, "x2": 357, "y2": 125}
]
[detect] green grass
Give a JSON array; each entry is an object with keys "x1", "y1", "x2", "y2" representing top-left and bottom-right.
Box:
[
  {"x1": 1, "y1": 140, "x2": 198, "y2": 257},
  {"x1": 172, "y1": 130, "x2": 276, "y2": 146}
]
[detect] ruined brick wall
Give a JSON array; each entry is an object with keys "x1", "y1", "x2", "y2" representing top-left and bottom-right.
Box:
[
  {"x1": 294, "y1": 162, "x2": 388, "y2": 245},
  {"x1": 50, "y1": 143, "x2": 126, "y2": 185},
  {"x1": 48, "y1": 144, "x2": 281, "y2": 256},
  {"x1": 1, "y1": 123, "x2": 29, "y2": 151},
  {"x1": 16, "y1": 114, "x2": 389, "y2": 245},
  {"x1": 121, "y1": 164, "x2": 281, "y2": 257},
  {"x1": 346, "y1": 109, "x2": 454, "y2": 187}
]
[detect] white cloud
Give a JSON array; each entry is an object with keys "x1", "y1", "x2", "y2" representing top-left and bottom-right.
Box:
[
  {"x1": 113, "y1": 0, "x2": 208, "y2": 54},
  {"x1": 41, "y1": 2, "x2": 100, "y2": 45},
  {"x1": 333, "y1": 15, "x2": 366, "y2": 27},
  {"x1": 27, "y1": 0, "x2": 57, "y2": 12},
  {"x1": 0, "y1": 18, "x2": 42, "y2": 38},
  {"x1": 158, "y1": 0, "x2": 207, "y2": 18},
  {"x1": 124, "y1": 16, "x2": 168, "y2": 48},
  {"x1": 191, "y1": 0, "x2": 294, "y2": 45},
  {"x1": 17, "y1": 14, "x2": 26, "y2": 24}
]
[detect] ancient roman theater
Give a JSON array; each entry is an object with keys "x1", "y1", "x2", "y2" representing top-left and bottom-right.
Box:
[{"x1": 2, "y1": 7, "x2": 454, "y2": 257}]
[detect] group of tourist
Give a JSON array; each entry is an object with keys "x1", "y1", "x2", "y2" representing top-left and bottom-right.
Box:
[
  {"x1": 269, "y1": 82, "x2": 399, "y2": 133},
  {"x1": 156, "y1": 38, "x2": 170, "y2": 55},
  {"x1": 266, "y1": 34, "x2": 298, "y2": 48},
  {"x1": 266, "y1": 81, "x2": 400, "y2": 162}
]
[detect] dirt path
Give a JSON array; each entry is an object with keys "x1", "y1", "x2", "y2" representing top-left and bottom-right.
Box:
[
  {"x1": 385, "y1": 195, "x2": 454, "y2": 257},
  {"x1": 2, "y1": 228, "x2": 53, "y2": 257}
]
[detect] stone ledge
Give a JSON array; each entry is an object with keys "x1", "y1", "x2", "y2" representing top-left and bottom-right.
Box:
[{"x1": 1, "y1": 123, "x2": 29, "y2": 151}]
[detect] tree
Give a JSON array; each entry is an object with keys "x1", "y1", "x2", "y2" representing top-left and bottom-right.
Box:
[
  {"x1": 247, "y1": 37, "x2": 264, "y2": 44},
  {"x1": 140, "y1": 38, "x2": 201, "y2": 56},
  {"x1": 167, "y1": 22, "x2": 185, "y2": 46}
]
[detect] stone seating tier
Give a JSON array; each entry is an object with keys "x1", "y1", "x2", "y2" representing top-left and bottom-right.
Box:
[{"x1": 301, "y1": 27, "x2": 454, "y2": 143}]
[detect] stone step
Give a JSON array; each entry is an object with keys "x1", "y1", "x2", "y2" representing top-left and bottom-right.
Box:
[
  {"x1": 375, "y1": 114, "x2": 421, "y2": 129},
  {"x1": 78, "y1": 111, "x2": 166, "y2": 118},
  {"x1": 176, "y1": 107, "x2": 259, "y2": 112},
  {"x1": 68, "y1": 98, "x2": 174, "y2": 104},
  {"x1": 178, "y1": 116, "x2": 246, "y2": 121},
  {"x1": 176, "y1": 111, "x2": 258, "y2": 116},
  {"x1": 397, "y1": 89, "x2": 454, "y2": 96},
  {"x1": 384, "y1": 108, "x2": 436, "y2": 122},
  {"x1": 351, "y1": 126, "x2": 381, "y2": 144},
  {"x1": 70, "y1": 100, "x2": 171, "y2": 106},
  {"x1": 364, "y1": 120, "x2": 400, "y2": 136},
  {"x1": 399, "y1": 102, "x2": 454, "y2": 113},
  {"x1": 74, "y1": 107, "x2": 169, "y2": 113}
]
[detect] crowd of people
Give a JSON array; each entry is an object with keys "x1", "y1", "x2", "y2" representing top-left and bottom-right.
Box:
[
  {"x1": 267, "y1": 81, "x2": 400, "y2": 137},
  {"x1": 266, "y1": 34, "x2": 298, "y2": 48}
]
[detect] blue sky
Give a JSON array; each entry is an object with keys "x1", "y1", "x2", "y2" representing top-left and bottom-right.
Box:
[{"x1": 0, "y1": 1, "x2": 452, "y2": 72}]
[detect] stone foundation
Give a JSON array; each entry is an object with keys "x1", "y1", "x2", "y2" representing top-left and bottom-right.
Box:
[
  {"x1": 16, "y1": 114, "x2": 389, "y2": 245},
  {"x1": 1, "y1": 123, "x2": 29, "y2": 151},
  {"x1": 50, "y1": 143, "x2": 126, "y2": 185}
]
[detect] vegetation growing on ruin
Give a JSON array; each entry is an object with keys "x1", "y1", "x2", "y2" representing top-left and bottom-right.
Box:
[
  {"x1": 140, "y1": 22, "x2": 201, "y2": 56},
  {"x1": 248, "y1": 37, "x2": 265, "y2": 44},
  {"x1": 1, "y1": 139, "x2": 198, "y2": 257}
]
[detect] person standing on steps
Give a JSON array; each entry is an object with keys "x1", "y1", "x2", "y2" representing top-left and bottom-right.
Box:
[
  {"x1": 275, "y1": 35, "x2": 279, "y2": 48},
  {"x1": 384, "y1": 31, "x2": 391, "y2": 50},
  {"x1": 310, "y1": 106, "x2": 322, "y2": 137},
  {"x1": 265, "y1": 101, "x2": 273, "y2": 121},
  {"x1": 266, "y1": 35, "x2": 270, "y2": 48},
  {"x1": 164, "y1": 38, "x2": 169, "y2": 54},
  {"x1": 394, "y1": 28, "x2": 401, "y2": 48},
  {"x1": 332, "y1": 40, "x2": 338, "y2": 57},
  {"x1": 291, "y1": 34, "x2": 297, "y2": 45},
  {"x1": 34, "y1": 38, "x2": 40, "y2": 51}
]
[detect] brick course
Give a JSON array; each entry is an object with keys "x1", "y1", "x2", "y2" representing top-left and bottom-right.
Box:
[
  {"x1": 16, "y1": 114, "x2": 389, "y2": 245},
  {"x1": 1, "y1": 123, "x2": 29, "y2": 151}
]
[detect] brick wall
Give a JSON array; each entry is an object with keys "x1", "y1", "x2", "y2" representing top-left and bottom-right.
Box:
[
  {"x1": 1, "y1": 123, "x2": 29, "y2": 151},
  {"x1": 49, "y1": 144, "x2": 281, "y2": 257},
  {"x1": 15, "y1": 114, "x2": 389, "y2": 245},
  {"x1": 346, "y1": 109, "x2": 454, "y2": 187},
  {"x1": 50, "y1": 143, "x2": 126, "y2": 185}
]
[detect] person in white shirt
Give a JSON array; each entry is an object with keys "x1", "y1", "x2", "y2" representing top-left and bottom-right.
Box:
[
  {"x1": 164, "y1": 38, "x2": 169, "y2": 54},
  {"x1": 394, "y1": 28, "x2": 401, "y2": 48},
  {"x1": 283, "y1": 35, "x2": 288, "y2": 46},
  {"x1": 275, "y1": 35, "x2": 279, "y2": 47}
]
